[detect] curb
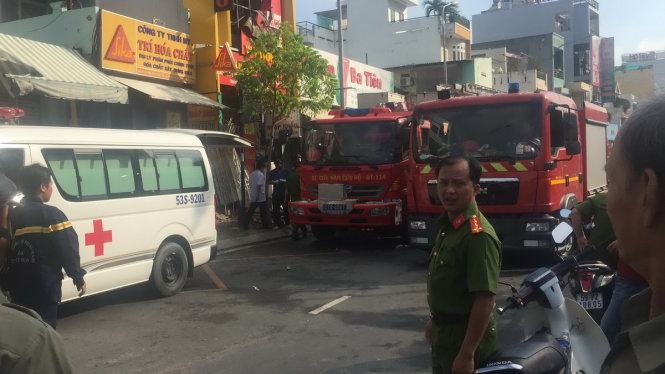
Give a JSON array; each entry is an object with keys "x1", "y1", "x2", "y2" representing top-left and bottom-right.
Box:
[{"x1": 217, "y1": 228, "x2": 291, "y2": 252}]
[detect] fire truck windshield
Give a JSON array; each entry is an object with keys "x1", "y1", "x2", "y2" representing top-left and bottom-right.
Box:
[
  {"x1": 415, "y1": 103, "x2": 542, "y2": 163},
  {"x1": 304, "y1": 121, "x2": 401, "y2": 166}
]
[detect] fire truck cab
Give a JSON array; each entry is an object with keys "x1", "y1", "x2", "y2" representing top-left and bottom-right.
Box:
[
  {"x1": 290, "y1": 108, "x2": 412, "y2": 240},
  {"x1": 407, "y1": 92, "x2": 609, "y2": 256}
]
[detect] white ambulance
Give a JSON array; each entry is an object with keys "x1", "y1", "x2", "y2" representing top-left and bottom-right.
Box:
[{"x1": 0, "y1": 126, "x2": 220, "y2": 301}]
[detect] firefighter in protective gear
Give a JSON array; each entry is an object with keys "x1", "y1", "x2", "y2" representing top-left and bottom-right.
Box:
[{"x1": 6, "y1": 164, "x2": 86, "y2": 329}]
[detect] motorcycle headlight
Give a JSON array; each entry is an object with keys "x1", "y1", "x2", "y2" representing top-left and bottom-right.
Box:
[
  {"x1": 409, "y1": 221, "x2": 427, "y2": 230},
  {"x1": 525, "y1": 222, "x2": 550, "y2": 232}
]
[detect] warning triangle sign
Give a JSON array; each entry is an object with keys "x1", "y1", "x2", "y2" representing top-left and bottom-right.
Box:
[
  {"x1": 105, "y1": 25, "x2": 135, "y2": 64},
  {"x1": 213, "y1": 43, "x2": 237, "y2": 72}
]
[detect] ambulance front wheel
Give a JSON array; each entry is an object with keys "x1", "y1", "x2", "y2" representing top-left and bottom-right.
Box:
[{"x1": 152, "y1": 241, "x2": 189, "y2": 297}]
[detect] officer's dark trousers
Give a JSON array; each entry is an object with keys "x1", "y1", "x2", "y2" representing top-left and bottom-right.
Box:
[
  {"x1": 272, "y1": 194, "x2": 286, "y2": 226},
  {"x1": 12, "y1": 295, "x2": 58, "y2": 329},
  {"x1": 243, "y1": 201, "x2": 270, "y2": 229}
]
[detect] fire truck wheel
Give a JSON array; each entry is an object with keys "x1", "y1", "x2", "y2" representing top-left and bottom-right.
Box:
[
  {"x1": 151, "y1": 241, "x2": 189, "y2": 297},
  {"x1": 311, "y1": 226, "x2": 336, "y2": 241}
]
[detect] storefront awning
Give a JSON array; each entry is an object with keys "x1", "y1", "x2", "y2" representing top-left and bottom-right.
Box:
[
  {"x1": 112, "y1": 76, "x2": 227, "y2": 109},
  {"x1": 0, "y1": 33, "x2": 128, "y2": 104}
]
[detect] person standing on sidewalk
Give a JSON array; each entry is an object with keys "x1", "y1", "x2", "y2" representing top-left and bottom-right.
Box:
[
  {"x1": 425, "y1": 155, "x2": 501, "y2": 374},
  {"x1": 268, "y1": 159, "x2": 288, "y2": 227},
  {"x1": 286, "y1": 159, "x2": 307, "y2": 240},
  {"x1": 243, "y1": 160, "x2": 270, "y2": 229},
  {"x1": 6, "y1": 164, "x2": 86, "y2": 329}
]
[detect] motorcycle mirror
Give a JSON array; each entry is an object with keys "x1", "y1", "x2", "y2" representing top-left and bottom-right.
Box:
[
  {"x1": 552, "y1": 222, "x2": 573, "y2": 244},
  {"x1": 559, "y1": 208, "x2": 572, "y2": 218}
]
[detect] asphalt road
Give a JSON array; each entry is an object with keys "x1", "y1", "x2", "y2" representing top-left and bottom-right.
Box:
[{"x1": 57, "y1": 234, "x2": 547, "y2": 374}]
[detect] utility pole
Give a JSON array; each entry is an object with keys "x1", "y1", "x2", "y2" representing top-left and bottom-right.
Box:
[
  {"x1": 337, "y1": 0, "x2": 346, "y2": 109},
  {"x1": 442, "y1": 14, "x2": 448, "y2": 85}
]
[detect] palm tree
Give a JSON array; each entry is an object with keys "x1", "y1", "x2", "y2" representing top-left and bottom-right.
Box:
[{"x1": 423, "y1": 0, "x2": 459, "y2": 21}]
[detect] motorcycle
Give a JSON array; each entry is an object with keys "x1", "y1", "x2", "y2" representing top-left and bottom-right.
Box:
[
  {"x1": 558, "y1": 209, "x2": 617, "y2": 324},
  {"x1": 476, "y1": 219, "x2": 610, "y2": 374},
  {"x1": 568, "y1": 255, "x2": 615, "y2": 324}
]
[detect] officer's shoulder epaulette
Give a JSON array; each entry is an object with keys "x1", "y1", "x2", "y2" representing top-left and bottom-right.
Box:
[{"x1": 469, "y1": 215, "x2": 484, "y2": 234}]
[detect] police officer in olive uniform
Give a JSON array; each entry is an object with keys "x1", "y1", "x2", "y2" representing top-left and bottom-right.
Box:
[
  {"x1": 425, "y1": 155, "x2": 502, "y2": 374},
  {"x1": 0, "y1": 292, "x2": 75, "y2": 373}
]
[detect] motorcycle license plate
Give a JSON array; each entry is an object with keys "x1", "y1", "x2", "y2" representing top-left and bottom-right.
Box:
[
  {"x1": 576, "y1": 292, "x2": 604, "y2": 310},
  {"x1": 322, "y1": 203, "x2": 348, "y2": 215}
]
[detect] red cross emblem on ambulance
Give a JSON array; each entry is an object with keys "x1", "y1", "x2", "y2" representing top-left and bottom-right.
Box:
[{"x1": 85, "y1": 219, "x2": 113, "y2": 257}]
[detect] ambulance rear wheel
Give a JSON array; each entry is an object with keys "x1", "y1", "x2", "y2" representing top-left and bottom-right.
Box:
[
  {"x1": 152, "y1": 242, "x2": 189, "y2": 297},
  {"x1": 311, "y1": 226, "x2": 335, "y2": 241}
]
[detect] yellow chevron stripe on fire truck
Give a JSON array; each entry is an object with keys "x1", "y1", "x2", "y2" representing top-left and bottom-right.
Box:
[
  {"x1": 514, "y1": 162, "x2": 528, "y2": 172},
  {"x1": 491, "y1": 162, "x2": 508, "y2": 172},
  {"x1": 421, "y1": 165, "x2": 432, "y2": 174}
]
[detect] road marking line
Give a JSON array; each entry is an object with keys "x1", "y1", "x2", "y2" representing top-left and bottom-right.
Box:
[
  {"x1": 201, "y1": 263, "x2": 228, "y2": 290},
  {"x1": 308, "y1": 296, "x2": 351, "y2": 315},
  {"x1": 212, "y1": 251, "x2": 342, "y2": 263}
]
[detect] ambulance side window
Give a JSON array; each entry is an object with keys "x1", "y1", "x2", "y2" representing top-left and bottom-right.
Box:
[
  {"x1": 177, "y1": 150, "x2": 206, "y2": 191},
  {"x1": 104, "y1": 150, "x2": 136, "y2": 195},
  {"x1": 43, "y1": 149, "x2": 81, "y2": 199},
  {"x1": 75, "y1": 151, "x2": 108, "y2": 199},
  {"x1": 154, "y1": 152, "x2": 181, "y2": 192},
  {"x1": 0, "y1": 148, "x2": 24, "y2": 184},
  {"x1": 137, "y1": 151, "x2": 159, "y2": 192}
]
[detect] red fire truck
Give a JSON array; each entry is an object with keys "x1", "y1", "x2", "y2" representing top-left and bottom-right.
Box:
[
  {"x1": 0, "y1": 107, "x2": 24, "y2": 125},
  {"x1": 289, "y1": 108, "x2": 412, "y2": 240},
  {"x1": 406, "y1": 91, "x2": 609, "y2": 256}
]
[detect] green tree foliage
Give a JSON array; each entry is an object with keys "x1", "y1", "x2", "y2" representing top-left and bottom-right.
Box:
[
  {"x1": 423, "y1": 0, "x2": 459, "y2": 18},
  {"x1": 233, "y1": 23, "x2": 337, "y2": 126}
]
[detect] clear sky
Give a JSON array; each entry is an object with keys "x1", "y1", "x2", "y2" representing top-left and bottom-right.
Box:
[{"x1": 296, "y1": 0, "x2": 665, "y2": 64}]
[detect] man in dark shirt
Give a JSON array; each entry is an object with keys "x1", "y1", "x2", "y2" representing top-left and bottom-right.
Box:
[
  {"x1": 268, "y1": 159, "x2": 288, "y2": 227},
  {"x1": 7, "y1": 164, "x2": 86, "y2": 329}
]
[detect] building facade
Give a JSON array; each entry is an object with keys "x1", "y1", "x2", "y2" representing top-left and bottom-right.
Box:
[
  {"x1": 298, "y1": 0, "x2": 470, "y2": 69},
  {"x1": 472, "y1": 0, "x2": 601, "y2": 97},
  {"x1": 619, "y1": 50, "x2": 665, "y2": 99},
  {"x1": 473, "y1": 33, "x2": 565, "y2": 92},
  {"x1": 0, "y1": 0, "x2": 296, "y2": 130}
]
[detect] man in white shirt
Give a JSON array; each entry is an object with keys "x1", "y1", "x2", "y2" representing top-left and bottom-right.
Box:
[{"x1": 242, "y1": 161, "x2": 271, "y2": 229}]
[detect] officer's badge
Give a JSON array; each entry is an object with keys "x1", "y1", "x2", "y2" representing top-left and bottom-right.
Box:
[{"x1": 469, "y1": 215, "x2": 484, "y2": 234}]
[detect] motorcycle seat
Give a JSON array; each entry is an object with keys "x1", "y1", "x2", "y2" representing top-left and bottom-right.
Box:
[{"x1": 478, "y1": 332, "x2": 566, "y2": 373}]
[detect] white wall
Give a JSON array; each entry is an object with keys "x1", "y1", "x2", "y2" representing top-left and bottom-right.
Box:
[
  {"x1": 493, "y1": 70, "x2": 547, "y2": 93},
  {"x1": 344, "y1": 0, "x2": 443, "y2": 68},
  {"x1": 472, "y1": 0, "x2": 596, "y2": 83}
]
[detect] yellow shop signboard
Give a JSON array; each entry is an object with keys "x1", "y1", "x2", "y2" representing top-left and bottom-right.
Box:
[{"x1": 101, "y1": 10, "x2": 195, "y2": 83}]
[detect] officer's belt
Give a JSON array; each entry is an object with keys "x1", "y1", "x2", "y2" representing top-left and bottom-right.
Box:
[{"x1": 431, "y1": 312, "x2": 469, "y2": 325}]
